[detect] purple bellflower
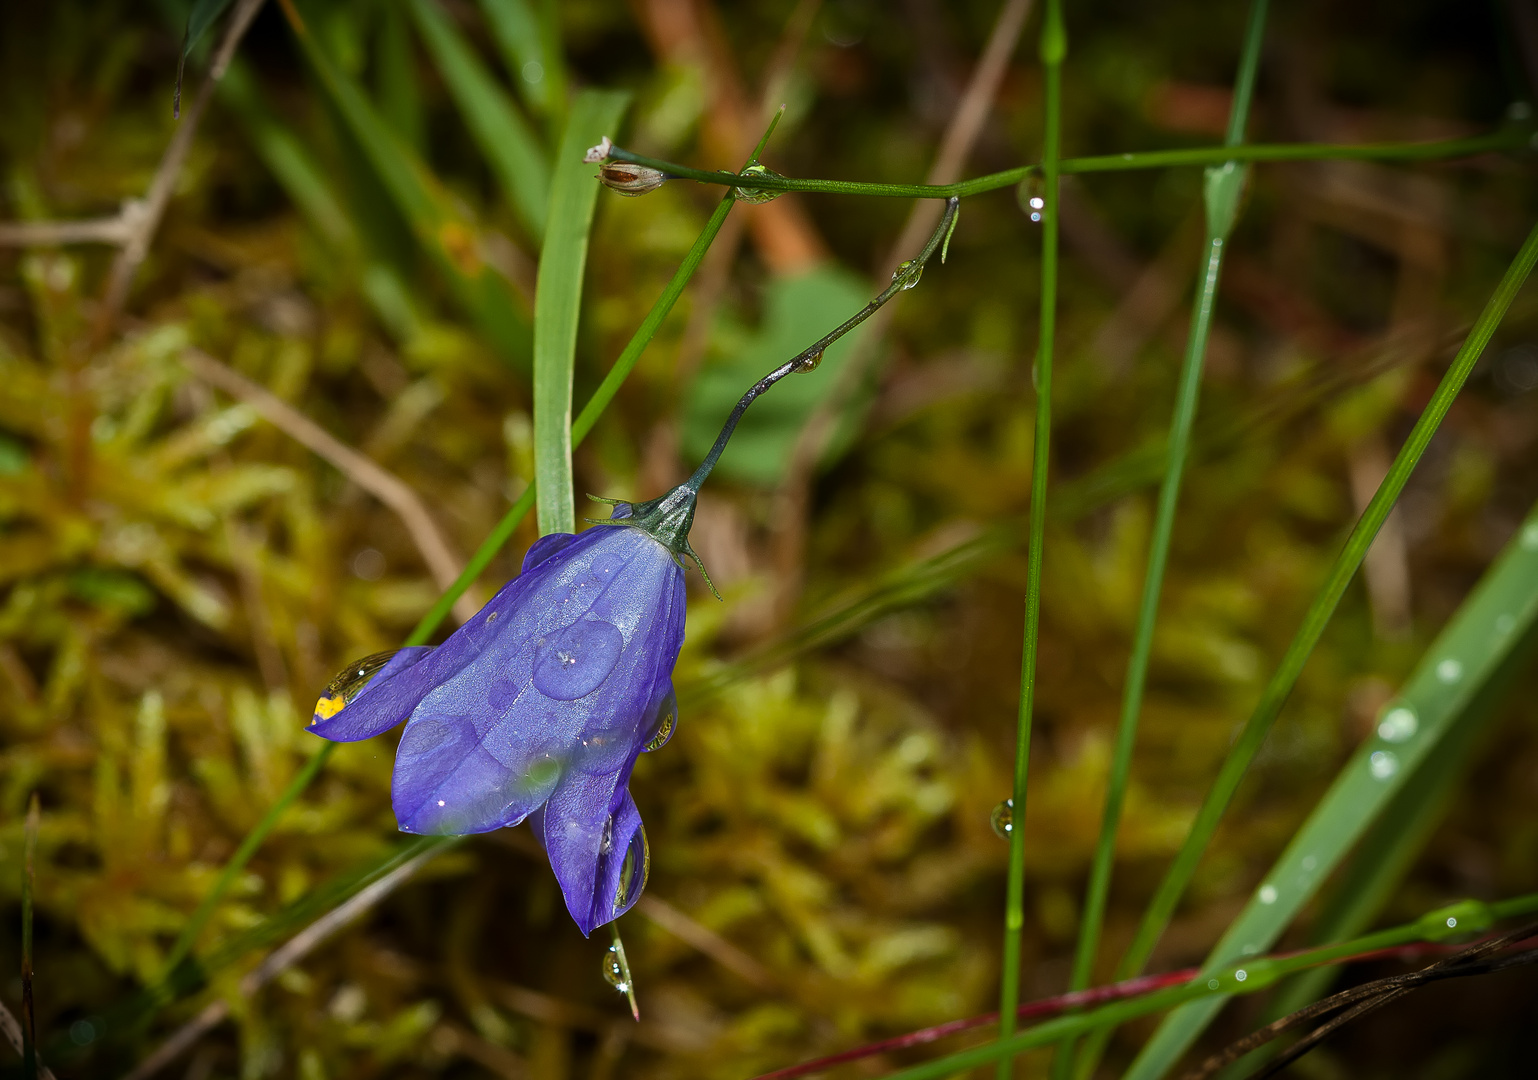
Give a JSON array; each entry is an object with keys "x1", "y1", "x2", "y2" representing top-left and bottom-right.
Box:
[
  {"x1": 307, "y1": 191, "x2": 959, "y2": 938},
  {"x1": 308, "y1": 491, "x2": 699, "y2": 936}
]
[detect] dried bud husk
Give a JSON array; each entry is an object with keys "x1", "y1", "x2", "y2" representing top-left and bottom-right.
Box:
[
  {"x1": 598, "y1": 161, "x2": 668, "y2": 197},
  {"x1": 583, "y1": 136, "x2": 614, "y2": 164}
]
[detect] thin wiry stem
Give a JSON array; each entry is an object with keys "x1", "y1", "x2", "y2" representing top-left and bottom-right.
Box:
[
  {"x1": 21, "y1": 794, "x2": 39, "y2": 1080},
  {"x1": 1060, "y1": 5, "x2": 1269, "y2": 1078},
  {"x1": 997, "y1": 3, "x2": 1063, "y2": 1075},
  {"x1": 600, "y1": 125, "x2": 1526, "y2": 200}
]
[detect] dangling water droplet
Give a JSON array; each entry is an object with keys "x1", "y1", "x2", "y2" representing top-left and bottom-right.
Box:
[
  {"x1": 614, "y1": 825, "x2": 650, "y2": 913},
  {"x1": 990, "y1": 798, "x2": 1013, "y2": 838},
  {"x1": 312, "y1": 650, "x2": 401, "y2": 723},
  {"x1": 642, "y1": 689, "x2": 677, "y2": 752},
  {"x1": 601, "y1": 944, "x2": 628, "y2": 990},
  {"x1": 1369, "y1": 749, "x2": 1399, "y2": 780},
  {"x1": 1377, "y1": 705, "x2": 1418, "y2": 743},
  {"x1": 733, "y1": 164, "x2": 784, "y2": 204},
  {"x1": 792, "y1": 349, "x2": 825, "y2": 374},
  {"x1": 1017, "y1": 174, "x2": 1046, "y2": 223}
]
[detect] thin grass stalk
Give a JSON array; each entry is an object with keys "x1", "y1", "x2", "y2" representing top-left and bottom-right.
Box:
[
  {"x1": 996, "y1": 3, "x2": 1064, "y2": 1074},
  {"x1": 599, "y1": 126, "x2": 1525, "y2": 200},
  {"x1": 21, "y1": 793, "x2": 38, "y2": 1080},
  {"x1": 1095, "y1": 218, "x2": 1538, "y2": 1077},
  {"x1": 866, "y1": 892, "x2": 1538, "y2": 1080},
  {"x1": 152, "y1": 114, "x2": 766, "y2": 1010},
  {"x1": 1058, "y1": 5, "x2": 1267, "y2": 1076}
]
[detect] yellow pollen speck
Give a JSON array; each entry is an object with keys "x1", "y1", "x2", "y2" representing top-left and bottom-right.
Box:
[{"x1": 313, "y1": 694, "x2": 346, "y2": 722}]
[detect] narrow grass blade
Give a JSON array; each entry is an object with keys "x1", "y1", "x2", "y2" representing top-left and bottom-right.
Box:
[
  {"x1": 21, "y1": 793, "x2": 39, "y2": 1080},
  {"x1": 175, "y1": 0, "x2": 236, "y2": 115},
  {"x1": 479, "y1": 0, "x2": 567, "y2": 123},
  {"x1": 376, "y1": 1, "x2": 426, "y2": 152},
  {"x1": 1122, "y1": 499, "x2": 1538, "y2": 1079},
  {"x1": 408, "y1": 0, "x2": 550, "y2": 238},
  {"x1": 533, "y1": 88, "x2": 629, "y2": 536},
  {"x1": 278, "y1": 0, "x2": 532, "y2": 367},
  {"x1": 1060, "y1": 5, "x2": 1268, "y2": 1076},
  {"x1": 997, "y1": 4, "x2": 1065, "y2": 1073}
]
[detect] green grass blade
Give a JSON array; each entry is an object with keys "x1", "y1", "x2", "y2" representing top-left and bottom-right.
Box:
[
  {"x1": 997, "y1": 4, "x2": 1065, "y2": 1074},
  {"x1": 479, "y1": 0, "x2": 566, "y2": 122},
  {"x1": 1061, "y1": 5, "x2": 1267, "y2": 1076},
  {"x1": 376, "y1": 1, "x2": 426, "y2": 152},
  {"x1": 533, "y1": 88, "x2": 629, "y2": 537},
  {"x1": 407, "y1": 0, "x2": 550, "y2": 238},
  {"x1": 280, "y1": 0, "x2": 532, "y2": 367},
  {"x1": 1122, "y1": 499, "x2": 1538, "y2": 1079}
]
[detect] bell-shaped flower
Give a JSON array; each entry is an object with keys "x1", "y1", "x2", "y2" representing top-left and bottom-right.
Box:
[{"x1": 308, "y1": 497, "x2": 693, "y2": 935}]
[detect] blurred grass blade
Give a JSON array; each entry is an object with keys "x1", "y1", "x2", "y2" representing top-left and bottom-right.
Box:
[
  {"x1": 376, "y1": 1, "x2": 426, "y2": 152},
  {"x1": 1123, "y1": 499, "x2": 1538, "y2": 1079},
  {"x1": 408, "y1": 0, "x2": 551, "y2": 238},
  {"x1": 1115, "y1": 221, "x2": 1538, "y2": 1080},
  {"x1": 279, "y1": 0, "x2": 532, "y2": 367},
  {"x1": 533, "y1": 88, "x2": 629, "y2": 537},
  {"x1": 480, "y1": 0, "x2": 567, "y2": 121},
  {"x1": 176, "y1": 0, "x2": 236, "y2": 115},
  {"x1": 21, "y1": 793, "x2": 38, "y2": 1080}
]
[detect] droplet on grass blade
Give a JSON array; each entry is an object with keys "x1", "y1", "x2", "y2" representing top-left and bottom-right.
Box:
[
  {"x1": 1017, "y1": 175, "x2": 1046, "y2": 223},
  {"x1": 1369, "y1": 750, "x2": 1399, "y2": 780},
  {"x1": 733, "y1": 164, "x2": 784, "y2": 204},
  {"x1": 1377, "y1": 705, "x2": 1418, "y2": 743},
  {"x1": 990, "y1": 798, "x2": 1013, "y2": 838},
  {"x1": 602, "y1": 943, "x2": 628, "y2": 990}
]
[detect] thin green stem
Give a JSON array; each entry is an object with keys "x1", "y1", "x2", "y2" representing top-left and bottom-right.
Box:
[
  {"x1": 1103, "y1": 217, "x2": 1538, "y2": 1018},
  {"x1": 997, "y1": 4, "x2": 1064, "y2": 1076},
  {"x1": 871, "y1": 893, "x2": 1538, "y2": 1080},
  {"x1": 157, "y1": 182, "x2": 740, "y2": 991},
  {"x1": 1060, "y1": 5, "x2": 1268, "y2": 1077},
  {"x1": 601, "y1": 126, "x2": 1525, "y2": 200},
  {"x1": 21, "y1": 793, "x2": 38, "y2": 1080}
]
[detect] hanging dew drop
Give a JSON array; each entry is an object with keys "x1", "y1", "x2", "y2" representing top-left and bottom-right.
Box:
[
  {"x1": 642, "y1": 689, "x2": 678, "y2": 752},
  {"x1": 601, "y1": 945, "x2": 628, "y2": 990},
  {"x1": 733, "y1": 164, "x2": 785, "y2": 204},
  {"x1": 1017, "y1": 174, "x2": 1046, "y2": 223},
  {"x1": 614, "y1": 825, "x2": 651, "y2": 913},
  {"x1": 990, "y1": 798, "x2": 1013, "y2": 838},
  {"x1": 792, "y1": 349, "x2": 825, "y2": 374},
  {"x1": 312, "y1": 650, "x2": 401, "y2": 724}
]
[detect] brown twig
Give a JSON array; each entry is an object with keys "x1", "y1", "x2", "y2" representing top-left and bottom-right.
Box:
[
  {"x1": 0, "y1": 212, "x2": 141, "y2": 248},
  {"x1": 0, "y1": 1001, "x2": 58, "y2": 1080},
  {"x1": 91, "y1": 0, "x2": 269, "y2": 343},
  {"x1": 635, "y1": 894, "x2": 776, "y2": 989},
  {"x1": 121, "y1": 848, "x2": 437, "y2": 1080},
  {"x1": 182, "y1": 348, "x2": 482, "y2": 624}
]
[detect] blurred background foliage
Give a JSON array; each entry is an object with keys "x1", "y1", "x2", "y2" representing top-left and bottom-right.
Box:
[{"x1": 0, "y1": 0, "x2": 1536, "y2": 1077}]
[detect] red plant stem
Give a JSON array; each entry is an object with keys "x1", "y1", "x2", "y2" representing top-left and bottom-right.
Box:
[{"x1": 750, "y1": 939, "x2": 1484, "y2": 1080}]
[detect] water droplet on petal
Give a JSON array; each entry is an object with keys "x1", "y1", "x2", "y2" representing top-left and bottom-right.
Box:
[
  {"x1": 990, "y1": 798, "x2": 1013, "y2": 838},
  {"x1": 1370, "y1": 749, "x2": 1399, "y2": 780},
  {"x1": 601, "y1": 944, "x2": 628, "y2": 990},
  {"x1": 1258, "y1": 885, "x2": 1278, "y2": 905},
  {"x1": 642, "y1": 689, "x2": 677, "y2": 752},
  {"x1": 1377, "y1": 705, "x2": 1418, "y2": 743},
  {"x1": 533, "y1": 619, "x2": 624, "y2": 700},
  {"x1": 733, "y1": 164, "x2": 784, "y2": 204},
  {"x1": 313, "y1": 650, "x2": 401, "y2": 722},
  {"x1": 615, "y1": 825, "x2": 650, "y2": 913}
]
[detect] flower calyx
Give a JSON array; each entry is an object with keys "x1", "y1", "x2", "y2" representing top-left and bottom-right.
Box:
[{"x1": 590, "y1": 484, "x2": 718, "y2": 598}]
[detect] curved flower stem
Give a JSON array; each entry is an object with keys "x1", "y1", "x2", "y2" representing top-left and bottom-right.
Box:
[
  {"x1": 1060, "y1": 5, "x2": 1268, "y2": 1078},
  {"x1": 682, "y1": 197, "x2": 960, "y2": 495},
  {"x1": 601, "y1": 126, "x2": 1527, "y2": 200},
  {"x1": 997, "y1": 4, "x2": 1063, "y2": 1075}
]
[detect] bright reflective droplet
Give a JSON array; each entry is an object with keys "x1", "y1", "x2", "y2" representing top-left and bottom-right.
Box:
[
  {"x1": 1369, "y1": 749, "x2": 1399, "y2": 780},
  {"x1": 990, "y1": 798, "x2": 1013, "y2": 838},
  {"x1": 615, "y1": 825, "x2": 650, "y2": 913},
  {"x1": 1436, "y1": 658, "x2": 1463, "y2": 683},
  {"x1": 734, "y1": 164, "x2": 784, "y2": 204},
  {"x1": 1017, "y1": 175, "x2": 1046, "y2": 224},
  {"x1": 1258, "y1": 884, "x2": 1278, "y2": 905},
  {"x1": 533, "y1": 619, "x2": 624, "y2": 700},
  {"x1": 1234, "y1": 969, "x2": 1247, "y2": 983},
  {"x1": 1446, "y1": 916, "x2": 1458, "y2": 928},
  {"x1": 313, "y1": 650, "x2": 400, "y2": 723},
  {"x1": 642, "y1": 689, "x2": 677, "y2": 752},
  {"x1": 891, "y1": 259, "x2": 924, "y2": 290},
  {"x1": 1377, "y1": 705, "x2": 1418, "y2": 743},
  {"x1": 602, "y1": 944, "x2": 628, "y2": 990}
]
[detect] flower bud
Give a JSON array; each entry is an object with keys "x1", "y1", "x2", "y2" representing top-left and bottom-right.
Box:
[{"x1": 597, "y1": 161, "x2": 668, "y2": 197}]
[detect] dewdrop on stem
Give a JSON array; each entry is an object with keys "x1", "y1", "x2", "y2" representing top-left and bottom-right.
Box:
[{"x1": 1017, "y1": 174, "x2": 1046, "y2": 223}]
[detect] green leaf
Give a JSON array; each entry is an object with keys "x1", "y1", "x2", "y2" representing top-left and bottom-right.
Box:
[
  {"x1": 533, "y1": 88, "x2": 629, "y2": 536},
  {"x1": 281, "y1": 2, "x2": 532, "y2": 367},
  {"x1": 1124, "y1": 503, "x2": 1538, "y2": 1077},
  {"x1": 407, "y1": 0, "x2": 550, "y2": 239},
  {"x1": 376, "y1": 1, "x2": 426, "y2": 153},
  {"x1": 479, "y1": 0, "x2": 566, "y2": 121},
  {"x1": 681, "y1": 266, "x2": 879, "y2": 486}
]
